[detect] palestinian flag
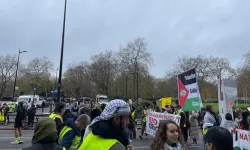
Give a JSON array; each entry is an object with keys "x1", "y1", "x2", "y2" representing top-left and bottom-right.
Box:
[{"x1": 177, "y1": 68, "x2": 201, "y2": 111}]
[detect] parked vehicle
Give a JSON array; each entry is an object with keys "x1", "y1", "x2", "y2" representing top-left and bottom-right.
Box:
[{"x1": 16, "y1": 95, "x2": 45, "y2": 108}]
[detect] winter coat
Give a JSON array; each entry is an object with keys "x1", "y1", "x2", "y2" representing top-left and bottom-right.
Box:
[
  {"x1": 57, "y1": 118, "x2": 82, "y2": 150},
  {"x1": 220, "y1": 120, "x2": 237, "y2": 131},
  {"x1": 189, "y1": 114, "x2": 199, "y2": 140},
  {"x1": 23, "y1": 118, "x2": 64, "y2": 150}
]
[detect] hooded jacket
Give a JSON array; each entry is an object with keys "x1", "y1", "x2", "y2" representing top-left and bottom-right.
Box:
[
  {"x1": 23, "y1": 118, "x2": 64, "y2": 150},
  {"x1": 220, "y1": 120, "x2": 237, "y2": 131},
  {"x1": 58, "y1": 118, "x2": 81, "y2": 150}
]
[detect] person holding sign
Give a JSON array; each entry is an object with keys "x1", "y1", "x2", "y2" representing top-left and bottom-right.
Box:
[{"x1": 151, "y1": 120, "x2": 187, "y2": 150}]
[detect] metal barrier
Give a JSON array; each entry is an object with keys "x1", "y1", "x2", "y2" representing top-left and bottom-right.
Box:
[{"x1": 8, "y1": 113, "x2": 50, "y2": 123}]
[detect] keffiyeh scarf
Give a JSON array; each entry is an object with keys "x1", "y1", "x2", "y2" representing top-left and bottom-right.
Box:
[
  {"x1": 164, "y1": 143, "x2": 182, "y2": 150},
  {"x1": 90, "y1": 99, "x2": 130, "y2": 126}
]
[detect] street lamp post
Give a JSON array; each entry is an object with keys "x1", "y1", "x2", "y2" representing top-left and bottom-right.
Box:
[
  {"x1": 12, "y1": 48, "x2": 27, "y2": 98},
  {"x1": 57, "y1": 0, "x2": 67, "y2": 102},
  {"x1": 55, "y1": 68, "x2": 58, "y2": 90}
]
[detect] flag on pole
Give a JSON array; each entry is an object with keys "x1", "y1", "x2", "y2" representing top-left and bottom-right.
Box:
[{"x1": 177, "y1": 68, "x2": 201, "y2": 111}]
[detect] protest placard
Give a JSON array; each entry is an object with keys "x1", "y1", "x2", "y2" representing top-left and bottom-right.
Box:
[
  {"x1": 146, "y1": 111, "x2": 180, "y2": 136},
  {"x1": 231, "y1": 128, "x2": 250, "y2": 150}
]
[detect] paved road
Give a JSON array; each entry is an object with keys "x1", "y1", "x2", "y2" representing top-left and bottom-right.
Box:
[{"x1": 0, "y1": 130, "x2": 204, "y2": 150}]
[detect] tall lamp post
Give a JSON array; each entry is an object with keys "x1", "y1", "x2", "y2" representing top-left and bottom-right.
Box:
[
  {"x1": 57, "y1": 0, "x2": 67, "y2": 102},
  {"x1": 54, "y1": 68, "x2": 58, "y2": 90},
  {"x1": 12, "y1": 48, "x2": 27, "y2": 98}
]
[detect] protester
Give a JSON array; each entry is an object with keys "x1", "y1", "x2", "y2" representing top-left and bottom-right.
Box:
[
  {"x1": 100, "y1": 103, "x2": 106, "y2": 112},
  {"x1": 83, "y1": 108, "x2": 102, "y2": 140},
  {"x1": 152, "y1": 101, "x2": 161, "y2": 112},
  {"x1": 49, "y1": 102, "x2": 66, "y2": 129},
  {"x1": 79, "y1": 106, "x2": 89, "y2": 115},
  {"x1": 204, "y1": 105, "x2": 219, "y2": 126},
  {"x1": 176, "y1": 105, "x2": 189, "y2": 143},
  {"x1": 139, "y1": 106, "x2": 147, "y2": 139},
  {"x1": 27, "y1": 104, "x2": 36, "y2": 128},
  {"x1": 71, "y1": 103, "x2": 79, "y2": 120},
  {"x1": 189, "y1": 112, "x2": 199, "y2": 145},
  {"x1": 22, "y1": 118, "x2": 65, "y2": 150},
  {"x1": 220, "y1": 113, "x2": 237, "y2": 131},
  {"x1": 0, "y1": 103, "x2": 4, "y2": 124},
  {"x1": 151, "y1": 120, "x2": 187, "y2": 150},
  {"x1": 3, "y1": 103, "x2": 9, "y2": 125},
  {"x1": 205, "y1": 126, "x2": 233, "y2": 150},
  {"x1": 239, "y1": 111, "x2": 250, "y2": 130},
  {"x1": 79, "y1": 99, "x2": 134, "y2": 150},
  {"x1": 58, "y1": 114, "x2": 90, "y2": 150},
  {"x1": 11, "y1": 102, "x2": 26, "y2": 144},
  {"x1": 234, "y1": 110, "x2": 242, "y2": 123},
  {"x1": 165, "y1": 105, "x2": 173, "y2": 114}
]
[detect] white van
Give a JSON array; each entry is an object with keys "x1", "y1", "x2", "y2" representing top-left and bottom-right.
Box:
[
  {"x1": 96, "y1": 94, "x2": 109, "y2": 104},
  {"x1": 16, "y1": 95, "x2": 43, "y2": 108}
]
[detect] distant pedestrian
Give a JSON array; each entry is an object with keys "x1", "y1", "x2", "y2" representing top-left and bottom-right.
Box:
[
  {"x1": 11, "y1": 102, "x2": 26, "y2": 144},
  {"x1": 189, "y1": 112, "x2": 199, "y2": 145},
  {"x1": 28, "y1": 104, "x2": 36, "y2": 127}
]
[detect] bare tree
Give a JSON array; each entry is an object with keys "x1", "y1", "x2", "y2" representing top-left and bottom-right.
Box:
[
  {"x1": 63, "y1": 62, "x2": 93, "y2": 98},
  {"x1": 22, "y1": 57, "x2": 54, "y2": 84},
  {"x1": 87, "y1": 51, "x2": 118, "y2": 96},
  {"x1": 118, "y1": 38, "x2": 153, "y2": 99},
  {"x1": 0, "y1": 55, "x2": 17, "y2": 97},
  {"x1": 210, "y1": 57, "x2": 235, "y2": 81}
]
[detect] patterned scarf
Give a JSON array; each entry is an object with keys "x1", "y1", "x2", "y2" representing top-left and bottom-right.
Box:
[
  {"x1": 164, "y1": 143, "x2": 182, "y2": 150},
  {"x1": 90, "y1": 99, "x2": 130, "y2": 127}
]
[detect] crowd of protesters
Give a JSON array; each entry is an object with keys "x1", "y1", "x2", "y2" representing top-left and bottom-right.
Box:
[{"x1": 6, "y1": 98, "x2": 247, "y2": 150}]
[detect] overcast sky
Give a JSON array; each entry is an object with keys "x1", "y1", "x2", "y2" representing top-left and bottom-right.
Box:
[{"x1": 1, "y1": 0, "x2": 250, "y2": 78}]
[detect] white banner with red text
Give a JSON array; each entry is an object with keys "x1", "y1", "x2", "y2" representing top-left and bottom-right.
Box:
[
  {"x1": 230, "y1": 128, "x2": 250, "y2": 150},
  {"x1": 146, "y1": 111, "x2": 181, "y2": 137}
]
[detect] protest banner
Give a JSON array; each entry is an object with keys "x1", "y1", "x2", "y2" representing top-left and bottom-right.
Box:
[
  {"x1": 146, "y1": 111, "x2": 180, "y2": 136},
  {"x1": 231, "y1": 128, "x2": 250, "y2": 150},
  {"x1": 161, "y1": 97, "x2": 172, "y2": 108}
]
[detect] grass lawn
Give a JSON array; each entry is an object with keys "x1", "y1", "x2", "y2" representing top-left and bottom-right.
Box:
[{"x1": 203, "y1": 103, "x2": 250, "y2": 112}]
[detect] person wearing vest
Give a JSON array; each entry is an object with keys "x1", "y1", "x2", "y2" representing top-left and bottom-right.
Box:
[
  {"x1": 176, "y1": 105, "x2": 189, "y2": 143},
  {"x1": 79, "y1": 99, "x2": 135, "y2": 150},
  {"x1": 49, "y1": 102, "x2": 66, "y2": 129},
  {"x1": 139, "y1": 106, "x2": 147, "y2": 139},
  {"x1": 152, "y1": 101, "x2": 161, "y2": 112},
  {"x1": 58, "y1": 114, "x2": 90, "y2": 150},
  {"x1": 0, "y1": 104, "x2": 4, "y2": 123},
  {"x1": 23, "y1": 118, "x2": 65, "y2": 150}
]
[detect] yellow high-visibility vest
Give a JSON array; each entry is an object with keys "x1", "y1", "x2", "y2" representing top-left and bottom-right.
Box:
[
  {"x1": 79, "y1": 132, "x2": 123, "y2": 150},
  {"x1": 58, "y1": 126, "x2": 81, "y2": 149},
  {"x1": 177, "y1": 109, "x2": 186, "y2": 127},
  {"x1": 0, "y1": 109, "x2": 4, "y2": 122},
  {"x1": 131, "y1": 111, "x2": 135, "y2": 119},
  {"x1": 142, "y1": 110, "x2": 146, "y2": 123},
  {"x1": 49, "y1": 113, "x2": 63, "y2": 122}
]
